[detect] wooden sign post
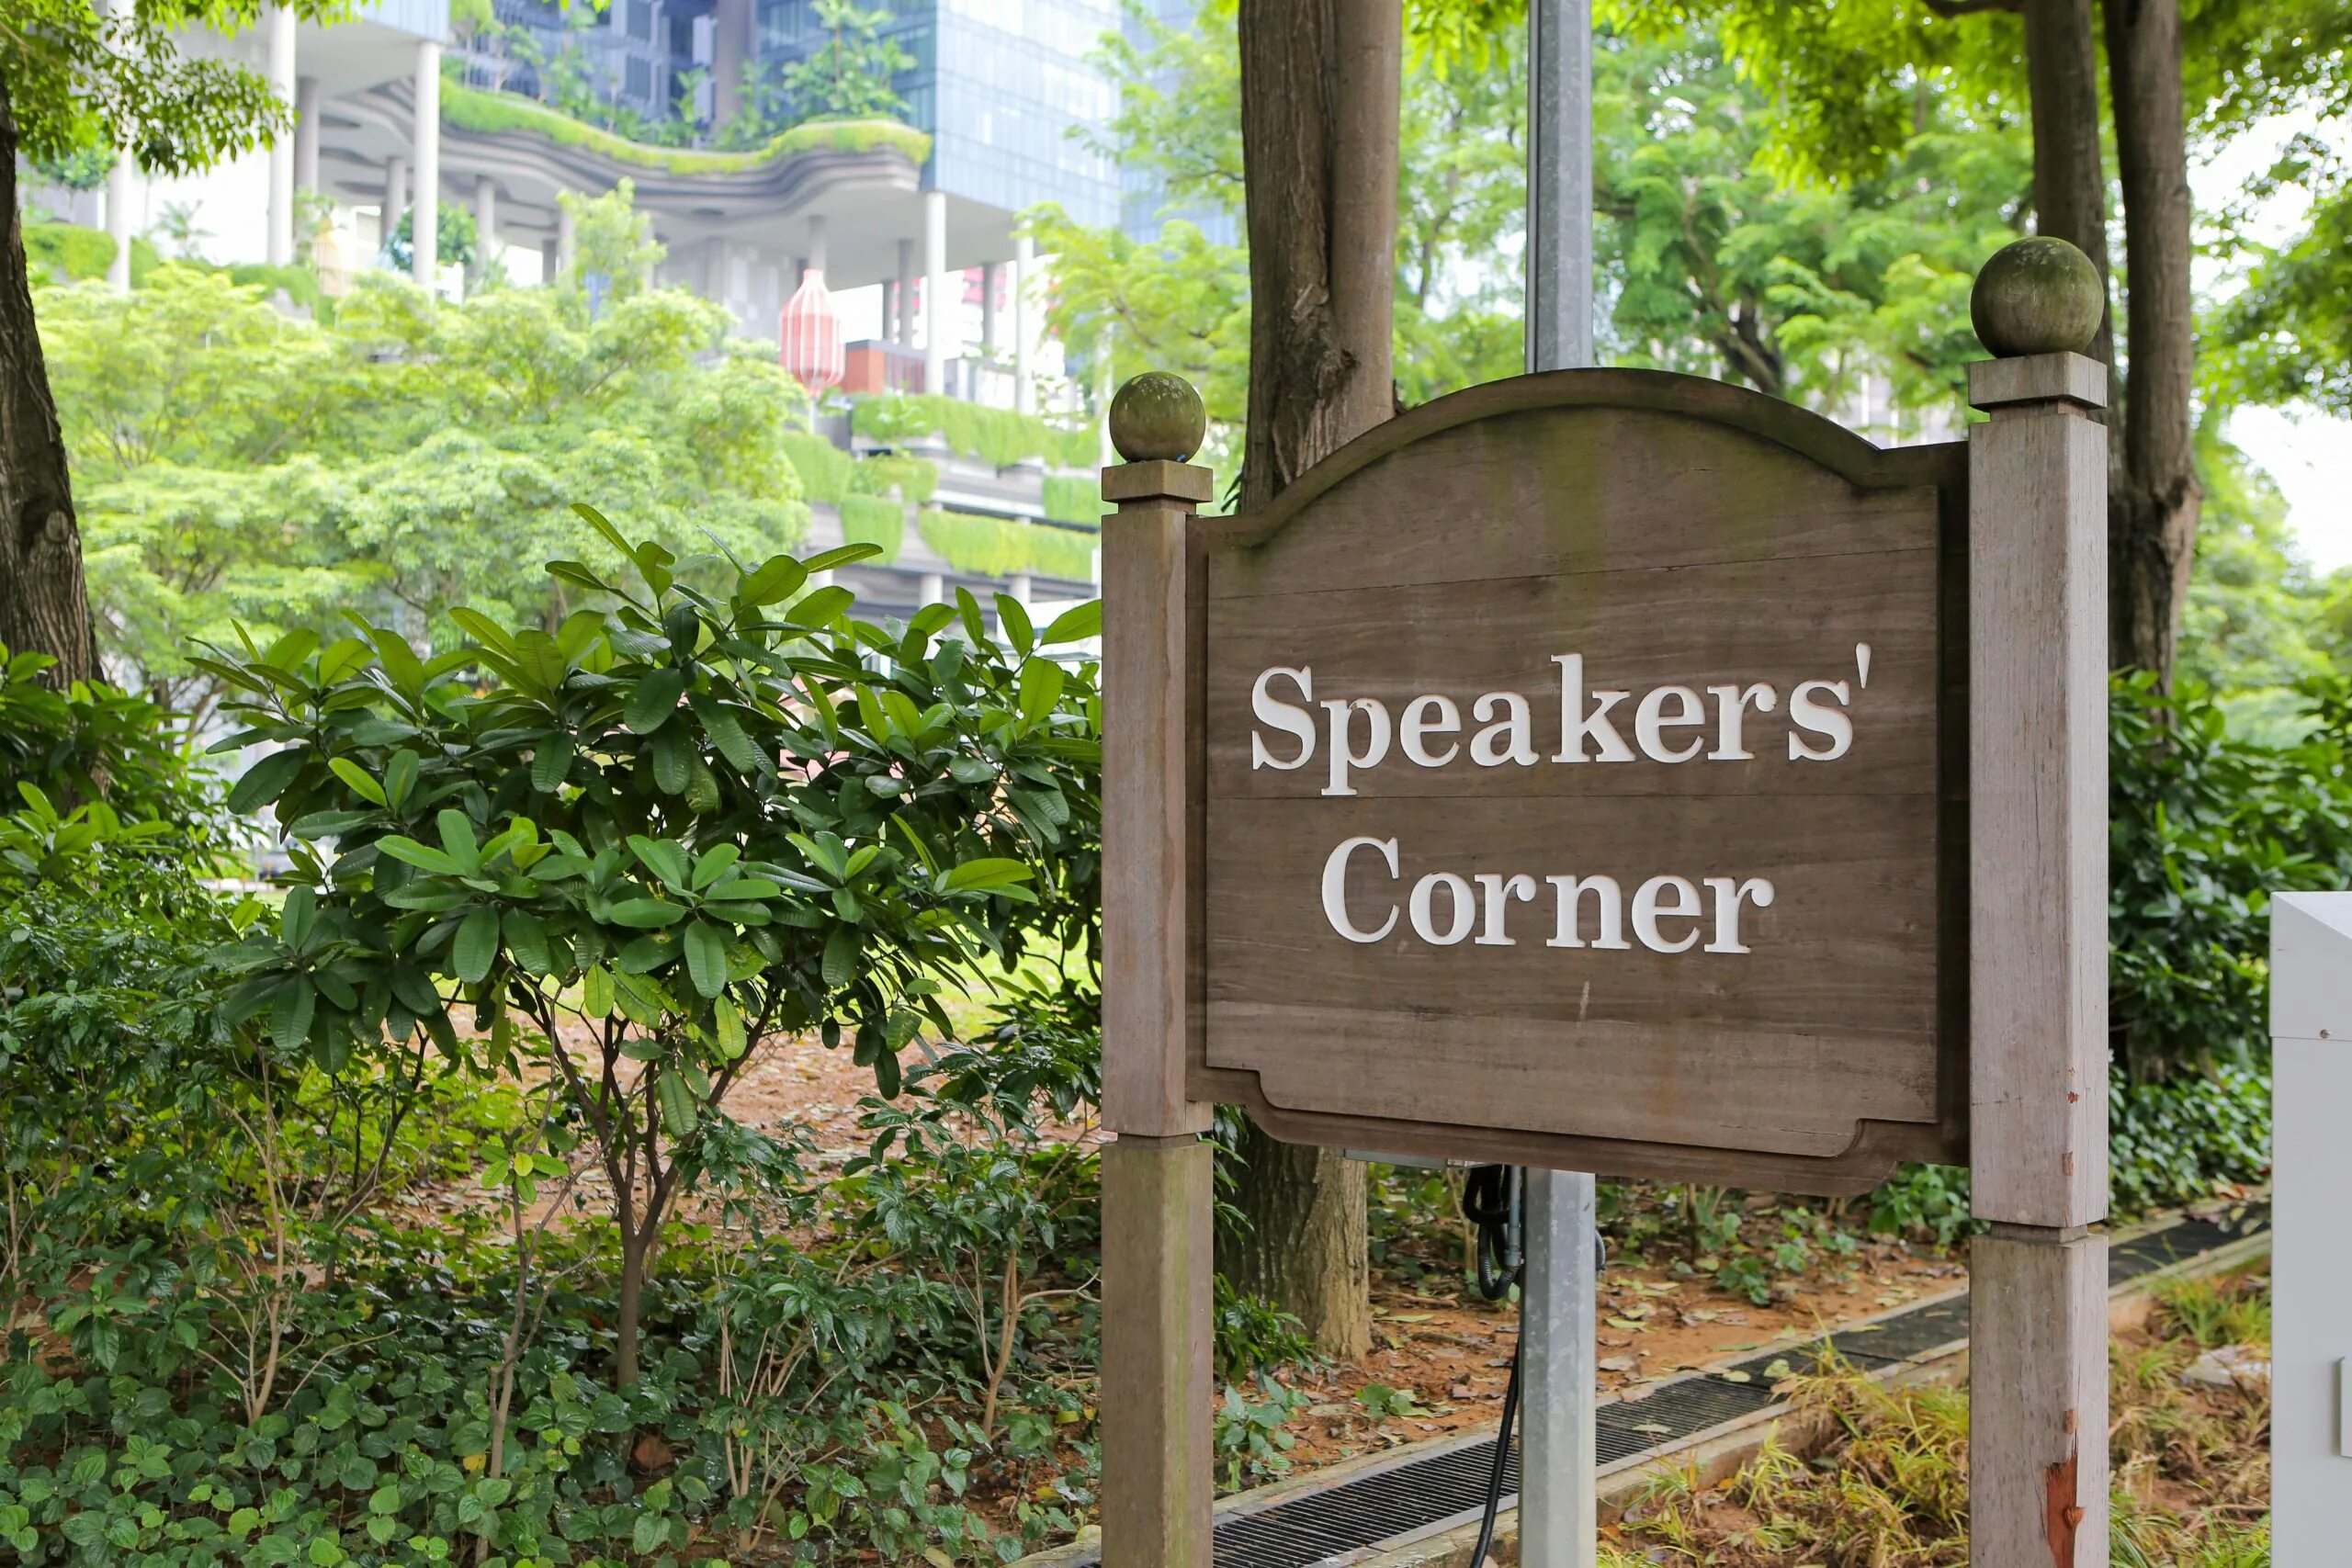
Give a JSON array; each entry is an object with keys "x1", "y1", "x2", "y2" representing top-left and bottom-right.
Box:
[{"x1": 1098, "y1": 238, "x2": 2109, "y2": 1568}]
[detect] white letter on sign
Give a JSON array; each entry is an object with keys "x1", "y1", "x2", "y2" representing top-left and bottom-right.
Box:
[
  {"x1": 1552, "y1": 654, "x2": 1636, "y2": 762},
  {"x1": 1634, "y1": 684, "x2": 1707, "y2": 763},
  {"x1": 1788, "y1": 679, "x2": 1853, "y2": 761},
  {"x1": 1409, "y1": 873, "x2": 1478, "y2": 945},
  {"x1": 1632, "y1": 874, "x2": 1704, "y2": 953},
  {"x1": 1321, "y1": 836, "x2": 1399, "y2": 943},
  {"x1": 1702, "y1": 876, "x2": 1776, "y2": 953},
  {"x1": 1251, "y1": 666, "x2": 1317, "y2": 771},
  {"x1": 1321, "y1": 697, "x2": 1393, "y2": 796}
]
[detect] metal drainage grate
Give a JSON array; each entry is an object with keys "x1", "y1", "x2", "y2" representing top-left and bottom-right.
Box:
[
  {"x1": 1055, "y1": 1210, "x2": 2271, "y2": 1568},
  {"x1": 1213, "y1": 1438, "x2": 1516, "y2": 1568}
]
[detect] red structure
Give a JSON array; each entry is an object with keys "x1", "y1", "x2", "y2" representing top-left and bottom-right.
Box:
[{"x1": 778, "y1": 269, "x2": 845, "y2": 395}]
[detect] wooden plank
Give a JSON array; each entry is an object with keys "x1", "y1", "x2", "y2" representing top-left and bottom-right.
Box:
[
  {"x1": 1102, "y1": 471, "x2": 1215, "y2": 1137},
  {"x1": 1970, "y1": 1231, "x2": 2109, "y2": 1568},
  {"x1": 1209, "y1": 405, "x2": 1942, "y2": 602},
  {"x1": 1967, "y1": 358, "x2": 2109, "y2": 1228},
  {"x1": 1100, "y1": 1135, "x2": 1215, "y2": 1568}
]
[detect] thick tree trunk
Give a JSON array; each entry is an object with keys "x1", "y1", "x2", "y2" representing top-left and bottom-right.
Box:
[
  {"x1": 2103, "y1": 0, "x2": 2200, "y2": 682},
  {"x1": 2021, "y1": 0, "x2": 2117, "y2": 371},
  {"x1": 0, "y1": 75, "x2": 97, "y2": 684},
  {"x1": 1227, "y1": 0, "x2": 1398, "y2": 1361}
]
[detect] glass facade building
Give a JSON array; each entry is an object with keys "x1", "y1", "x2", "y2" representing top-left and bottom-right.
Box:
[{"x1": 752, "y1": 0, "x2": 1121, "y2": 226}]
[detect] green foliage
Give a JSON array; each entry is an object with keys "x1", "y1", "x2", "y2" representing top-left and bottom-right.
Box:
[
  {"x1": 780, "y1": 428, "x2": 853, "y2": 503},
  {"x1": 851, "y1": 451, "x2": 940, "y2": 504},
  {"x1": 556, "y1": 179, "x2": 662, "y2": 295},
  {"x1": 2210, "y1": 158, "x2": 2352, "y2": 416},
  {"x1": 851, "y1": 392, "x2": 1097, "y2": 473},
  {"x1": 19, "y1": 220, "x2": 158, "y2": 286},
  {"x1": 1212, "y1": 1375, "x2": 1310, "y2": 1491},
  {"x1": 382, "y1": 200, "x2": 478, "y2": 273},
  {"x1": 1042, "y1": 472, "x2": 1107, "y2": 526},
  {"x1": 2109, "y1": 674, "x2": 2352, "y2": 1080},
  {"x1": 2179, "y1": 424, "x2": 2344, "y2": 731},
  {"x1": 840, "y1": 493, "x2": 907, "y2": 563},
  {"x1": 918, "y1": 509, "x2": 1100, "y2": 583},
  {"x1": 41, "y1": 265, "x2": 811, "y2": 713},
  {"x1": 1211, "y1": 1276, "x2": 1316, "y2": 1382},
  {"x1": 0, "y1": 643, "x2": 220, "y2": 832},
  {"x1": 2109, "y1": 1066, "x2": 2272, "y2": 1213},
  {"x1": 779, "y1": 0, "x2": 914, "y2": 123},
  {"x1": 439, "y1": 80, "x2": 932, "y2": 173}
]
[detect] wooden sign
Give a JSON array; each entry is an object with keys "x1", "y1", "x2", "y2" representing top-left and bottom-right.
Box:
[{"x1": 1186, "y1": 372, "x2": 1966, "y2": 1194}]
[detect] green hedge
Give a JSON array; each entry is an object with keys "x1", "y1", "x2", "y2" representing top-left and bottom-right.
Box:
[
  {"x1": 24, "y1": 221, "x2": 161, "y2": 286},
  {"x1": 854, "y1": 393, "x2": 1100, "y2": 473},
  {"x1": 841, "y1": 494, "x2": 907, "y2": 564},
  {"x1": 781, "y1": 431, "x2": 853, "y2": 503},
  {"x1": 918, "y1": 509, "x2": 1098, "y2": 582},
  {"x1": 441, "y1": 85, "x2": 931, "y2": 175},
  {"x1": 1041, "y1": 473, "x2": 1107, "y2": 527},
  {"x1": 851, "y1": 452, "x2": 939, "y2": 504}
]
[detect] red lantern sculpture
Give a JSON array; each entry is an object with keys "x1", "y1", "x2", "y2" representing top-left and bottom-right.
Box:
[{"x1": 779, "y1": 268, "x2": 845, "y2": 395}]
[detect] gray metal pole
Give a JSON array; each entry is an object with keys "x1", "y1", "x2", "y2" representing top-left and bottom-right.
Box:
[{"x1": 1521, "y1": 2, "x2": 1599, "y2": 1565}]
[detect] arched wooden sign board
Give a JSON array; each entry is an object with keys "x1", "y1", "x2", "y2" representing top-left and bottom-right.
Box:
[
  {"x1": 1188, "y1": 370, "x2": 1967, "y2": 1196},
  {"x1": 1097, "y1": 350, "x2": 2112, "y2": 1568}
]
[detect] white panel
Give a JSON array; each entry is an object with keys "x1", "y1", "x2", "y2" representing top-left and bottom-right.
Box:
[
  {"x1": 2276, "y1": 1035, "x2": 2352, "y2": 1563},
  {"x1": 2274, "y1": 893, "x2": 2352, "y2": 1044}
]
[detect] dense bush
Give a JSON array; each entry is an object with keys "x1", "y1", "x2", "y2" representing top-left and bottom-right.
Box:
[
  {"x1": 2110, "y1": 672, "x2": 2352, "y2": 1080},
  {"x1": 1040, "y1": 474, "x2": 1106, "y2": 527},
  {"x1": 852, "y1": 394, "x2": 1096, "y2": 472},
  {"x1": 850, "y1": 452, "x2": 939, "y2": 504},
  {"x1": 780, "y1": 429, "x2": 853, "y2": 503},
  {"x1": 918, "y1": 509, "x2": 1100, "y2": 583},
  {"x1": 840, "y1": 493, "x2": 908, "y2": 562}
]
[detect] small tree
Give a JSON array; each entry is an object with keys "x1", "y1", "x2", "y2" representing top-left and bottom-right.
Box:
[
  {"x1": 781, "y1": 0, "x2": 913, "y2": 123},
  {"x1": 204, "y1": 510, "x2": 1102, "y2": 1385}
]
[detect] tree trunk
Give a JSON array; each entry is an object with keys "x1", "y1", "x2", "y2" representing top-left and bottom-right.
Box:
[
  {"x1": 2103, "y1": 0, "x2": 2200, "y2": 682},
  {"x1": 0, "y1": 73, "x2": 98, "y2": 684},
  {"x1": 2021, "y1": 0, "x2": 2116, "y2": 371},
  {"x1": 614, "y1": 1225, "x2": 648, "y2": 1389},
  {"x1": 1226, "y1": 0, "x2": 1398, "y2": 1361}
]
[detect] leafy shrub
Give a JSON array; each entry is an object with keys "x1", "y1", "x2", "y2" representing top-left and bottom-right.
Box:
[
  {"x1": 852, "y1": 393, "x2": 1098, "y2": 473},
  {"x1": 0, "y1": 642, "x2": 223, "y2": 838},
  {"x1": 198, "y1": 507, "x2": 1102, "y2": 1386},
  {"x1": 2109, "y1": 1064, "x2": 2271, "y2": 1211},
  {"x1": 780, "y1": 429, "x2": 852, "y2": 502},
  {"x1": 1042, "y1": 473, "x2": 1106, "y2": 526},
  {"x1": 2110, "y1": 672, "x2": 2352, "y2": 1080},
  {"x1": 840, "y1": 492, "x2": 907, "y2": 562},
  {"x1": 21, "y1": 221, "x2": 161, "y2": 285},
  {"x1": 919, "y1": 508, "x2": 1100, "y2": 583},
  {"x1": 851, "y1": 451, "x2": 939, "y2": 503}
]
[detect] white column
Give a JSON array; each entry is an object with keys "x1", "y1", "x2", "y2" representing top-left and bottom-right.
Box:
[
  {"x1": 294, "y1": 76, "x2": 322, "y2": 195},
  {"x1": 1012, "y1": 233, "x2": 1035, "y2": 415},
  {"x1": 918, "y1": 572, "x2": 944, "y2": 605},
  {"x1": 703, "y1": 235, "x2": 729, "y2": 307},
  {"x1": 412, "y1": 39, "x2": 443, "y2": 291},
  {"x1": 265, "y1": 4, "x2": 298, "y2": 266},
  {"x1": 384, "y1": 154, "x2": 409, "y2": 231},
  {"x1": 894, "y1": 238, "x2": 915, "y2": 345},
  {"x1": 981, "y1": 261, "x2": 1000, "y2": 355},
  {"x1": 807, "y1": 213, "x2": 828, "y2": 276},
  {"x1": 554, "y1": 200, "x2": 576, "y2": 277},
  {"x1": 473, "y1": 175, "x2": 497, "y2": 277},
  {"x1": 106, "y1": 150, "x2": 136, "y2": 291},
  {"x1": 922, "y1": 187, "x2": 947, "y2": 396}
]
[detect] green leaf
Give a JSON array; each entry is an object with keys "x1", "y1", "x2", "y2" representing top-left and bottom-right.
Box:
[
  {"x1": 375, "y1": 836, "x2": 463, "y2": 875},
  {"x1": 1017, "y1": 659, "x2": 1067, "y2": 729},
  {"x1": 383, "y1": 750, "x2": 420, "y2": 809},
  {"x1": 714, "y1": 997, "x2": 747, "y2": 1059},
  {"x1": 454, "y1": 907, "x2": 500, "y2": 985},
  {"x1": 531, "y1": 735, "x2": 573, "y2": 793},
  {"x1": 1042, "y1": 601, "x2": 1102, "y2": 644},
  {"x1": 821, "y1": 924, "x2": 860, "y2": 989},
  {"x1": 270, "y1": 980, "x2": 316, "y2": 1052},
  {"x1": 683, "y1": 921, "x2": 728, "y2": 998},
  {"x1": 503, "y1": 908, "x2": 553, "y2": 976},
  {"x1": 368, "y1": 626, "x2": 427, "y2": 695},
  {"x1": 627, "y1": 834, "x2": 692, "y2": 889},
  {"x1": 798, "y1": 543, "x2": 883, "y2": 575},
  {"x1": 447, "y1": 606, "x2": 516, "y2": 656},
  {"x1": 626, "y1": 668, "x2": 688, "y2": 734},
  {"x1": 328, "y1": 757, "x2": 387, "y2": 807},
  {"x1": 997, "y1": 593, "x2": 1035, "y2": 654},
  {"x1": 227, "y1": 748, "x2": 306, "y2": 814},
  {"x1": 691, "y1": 843, "x2": 741, "y2": 888},
  {"x1": 655, "y1": 1069, "x2": 698, "y2": 1136},
  {"x1": 582, "y1": 964, "x2": 616, "y2": 1018},
  {"x1": 739, "y1": 553, "x2": 808, "y2": 608},
  {"x1": 279, "y1": 886, "x2": 318, "y2": 949},
  {"x1": 787, "y1": 585, "x2": 855, "y2": 626},
  {"x1": 437, "y1": 808, "x2": 481, "y2": 871},
  {"x1": 944, "y1": 859, "x2": 1037, "y2": 893},
  {"x1": 608, "y1": 897, "x2": 687, "y2": 929}
]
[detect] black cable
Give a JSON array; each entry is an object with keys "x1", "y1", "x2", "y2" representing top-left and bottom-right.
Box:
[{"x1": 1459, "y1": 1166, "x2": 1523, "y2": 1568}]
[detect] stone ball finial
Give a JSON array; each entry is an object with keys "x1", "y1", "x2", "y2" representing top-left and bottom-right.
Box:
[
  {"x1": 1108, "y1": 371, "x2": 1207, "y2": 463},
  {"x1": 1972, "y1": 236, "x2": 2105, "y2": 357}
]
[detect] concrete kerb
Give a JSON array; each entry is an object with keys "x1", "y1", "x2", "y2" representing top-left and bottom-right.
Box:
[{"x1": 1014, "y1": 1206, "x2": 2268, "y2": 1568}]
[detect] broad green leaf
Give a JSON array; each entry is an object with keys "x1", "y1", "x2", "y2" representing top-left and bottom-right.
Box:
[
  {"x1": 375, "y1": 836, "x2": 462, "y2": 875},
  {"x1": 279, "y1": 886, "x2": 318, "y2": 949},
  {"x1": 382, "y1": 750, "x2": 420, "y2": 809},
  {"x1": 447, "y1": 607, "x2": 515, "y2": 656},
  {"x1": 798, "y1": 543, "x2": 882, "y2": 575},
  {"x1": 1017, "y1": 659, "x2": 1066, "y2": 730},
  {"x1": 821, "y1": 924, "x2": 860, "y2": 989},
  {"x1": 226, "y1": 749, "x2": 306, "y2": 815},
  {"x1": 608, "y1": 897, "x2": 687, "y2": 929},
  {"x1": 655, "y1": 1069, "x2": 697, "y2": 1136},
  {"x1": 713, "y1": 997, "x2": 746, "y2": 1059},
  {"x1": 627, "y1": 835, "x2": 692, "y2": 889},
  {"x1": 1042, "y1": 601, "x2": 1102, "y2": 644},
  {"x1": 683, "y1": 921, "x2": 728, "y2": 999},
  {"x1": 582, "y1": 964, "x2": 615, "y2": 1018},
  {"x1": 997, "y1": 593, "x2": 1035, "y2": 655},
  {"x1": 328, "y1": 758, "x2": 387, "y2": 807},
  {"x1": 453, "y1": 908, "x2": 500, "y2": 985},
  {"x1": 503, "y1": 908, "x2": 553, "y2": 976},
  {"x1": 739, "y1": 553, "x2": 808, "y2": 608},
  {"x1": 786, "y1": 585, "x2": 855, "y2": 627},
  {"x1": 368, "y1": 627, "x2": 426, "y2": 695},
  {"x1": 270, "y1": 980, "x2": 316, "y2": 1052},
  {"x1": 625, "y1": 668, "x2": 688, "y2": 734},
  {"x1": 691, "y1": 843, "x2": 741, "y2": 888},
  {"x1": 437, "y1": 809, "x2": 481, "y2": 872},
  {"x1": 531, "y1": 735, "x2": 572, "y2": 793},
  {"x1": 944, "y1": 859, "x2": 1036, "y2": 893}
]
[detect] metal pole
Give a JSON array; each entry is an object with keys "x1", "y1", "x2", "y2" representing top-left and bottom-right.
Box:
[{"x1": 1521, "y1": 3, "x2": 1598, "y2": 1565}]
